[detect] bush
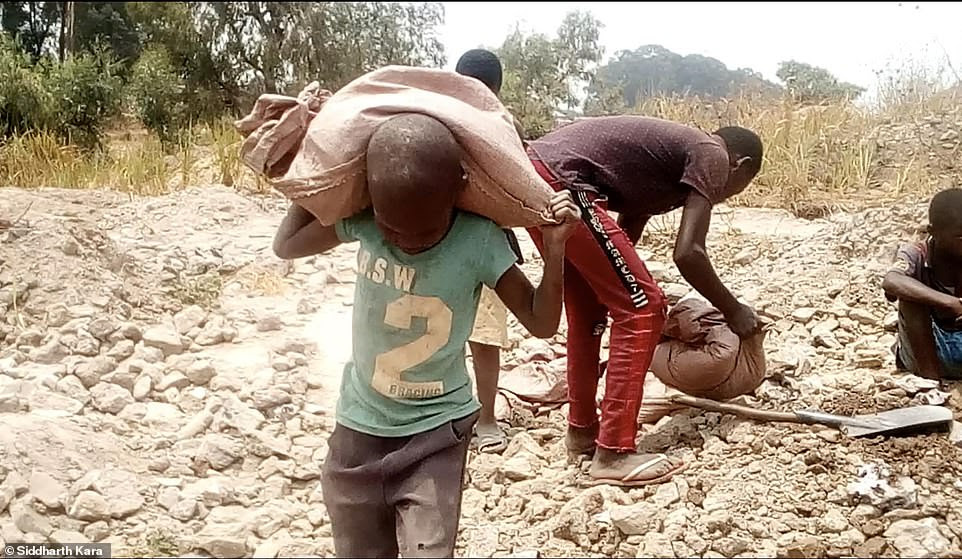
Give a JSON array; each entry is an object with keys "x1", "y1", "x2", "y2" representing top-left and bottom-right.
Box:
[
  {"x1": 127, "y1": 46, "x2": 188, "y2": 147},
  {"x1": 0, "y1": 39, "x2": 123, "y2": 148},
  {"x1": 44, "y1": 48, "x2": 124, "y2": 149},
  {"x1": 0, "y1": 37, "x2": 52, "y2": 136}
]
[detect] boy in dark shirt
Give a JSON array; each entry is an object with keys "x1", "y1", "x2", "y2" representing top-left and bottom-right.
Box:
[
  {"x1": 883, "y1": 188, "x2": 962, "y2": 380},
  {"x1": 525, "y1": 115, "x2": 764, "y2": 485}
]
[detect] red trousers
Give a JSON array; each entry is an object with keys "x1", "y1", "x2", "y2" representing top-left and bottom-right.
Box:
[{"x1": 527, "y1": 157, "x2": 667, "y2": 452}]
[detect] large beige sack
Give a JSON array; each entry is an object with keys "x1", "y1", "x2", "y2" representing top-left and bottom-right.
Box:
[
  {"x1": 235, "y1": 65, "x2": 555, "y2": 228},
  {"x1": 484, "y1": 298, "x2": 767, "y2": 424},
  {"x1": 650, "y1": 298, "x2": 768, "y2": 401}
]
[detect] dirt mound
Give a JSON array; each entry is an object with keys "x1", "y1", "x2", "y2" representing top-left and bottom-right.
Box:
[{"x1": 871, "y1": 99, "x2": 962, "y2": 194}]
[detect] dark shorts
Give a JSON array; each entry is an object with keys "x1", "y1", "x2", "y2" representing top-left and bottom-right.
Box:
[
  {"x1": 320, "y1": 412, "x2": 479, "y2": 558},
  {"x1": 895, "y1": 310, "x2": 962, "y2": 379}
]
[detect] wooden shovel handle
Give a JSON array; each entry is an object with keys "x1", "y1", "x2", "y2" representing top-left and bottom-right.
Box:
[{"x1": 669, "y1": 394, "x2": 803, "y2": 424}]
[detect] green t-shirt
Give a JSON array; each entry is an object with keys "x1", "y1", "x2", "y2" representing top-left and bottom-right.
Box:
[{"x1": 333, "y1": 210, "x2": 518, "y2": 437}]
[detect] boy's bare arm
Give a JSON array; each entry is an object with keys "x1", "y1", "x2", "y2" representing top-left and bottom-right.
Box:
[
  {"x1": 273, "y1": 203, "x2": 342, "y2": 259},
  {"x1": 494, "y1": 191, "x2": 579, "y2": 338},
  {"x1": 883, "y1": 271, "x2": 962, "y2": 317},
  {"x1": 675, "y1": 191, "x2": 758, "y2": 337},
  {"x1": 495, "y1": 248, "x2": 565, "y2": 339}
]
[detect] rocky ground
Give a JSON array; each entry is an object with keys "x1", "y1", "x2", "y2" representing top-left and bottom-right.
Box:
[{"x1": 2, "y1": 185, "x2": 962, "y2": 558}]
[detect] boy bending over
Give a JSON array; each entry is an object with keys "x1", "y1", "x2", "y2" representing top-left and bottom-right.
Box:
[
  {"x1": 272, "y1": 113, "x2": 579, "y2": 557},
  {"x1": 884, "y1": 188, "x2": 962, "y2": 380}
]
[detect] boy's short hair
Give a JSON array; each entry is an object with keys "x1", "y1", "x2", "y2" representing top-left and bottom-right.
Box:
[
  {"x1": 455, "y1": 49, "x2": 503, "y2": 94},
  {"x1": 367, "y1": 113, "x2": 464, "y2": 212},
  {"x1": 929, "y1": 188, "x2": 962, "y2": 231},
  {"x1": 714, "y1": 126, "x2": 764, "y2": 176}
]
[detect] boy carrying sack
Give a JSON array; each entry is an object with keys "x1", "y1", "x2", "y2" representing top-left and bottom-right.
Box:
[{"x1": 271, "y1": 114, "x2": 579, "y2": 557}]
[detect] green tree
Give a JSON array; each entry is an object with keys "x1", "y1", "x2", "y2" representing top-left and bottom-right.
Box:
[
  {"x1": 0, "y1": 2, "x2": 60, "y2": 60},
  {"x1": 270, "y1": 1, "x2": 446, "y2": 93},
  {"x1": 1, "y1": 2, "x2": 141, "y2": 65},
  {"x1": 193, "y1": 2, "x2": 299, "y2": 95},
  {"x1": 45, "y1": 46, "x2": 124, "y2": 148},
  {"x1": 731, "y1": 67, "x2": 779, "y2": 96},
  {"x1": 776, "y1": 60, "x2": 864, "y2": 104},
  {"x1": 127, "y1": 45, "x2": 186, "y2": 146},
  {"x1": 192, "y1": 2, "x2": 446, "y2": 96},
  {"x1": 555, "y1": 11, "x2": 604, "y2": 110},
  {"x1": 127, "y1": 2, "x2": 238, "y2": 118},
  {"x1": 0, "y1": 1, "x2": 451, "y2": 144},
  {"x1": 496, "y1": 11, "x2": 603, "y2": 138},
  {"x1": 496, "y1": 28, "x2": 563, "y2": 138},
  {"x1": 0, "y1": 32, "x2": 123, "y2": 147},
  {"x1": 583, "y1": 75, "x2": 624, "y2": 117},
  {"x1": 587, "y1": 44, "x2": 781, "y2": 109},
  {"x1": 126, "y1": 2, "x2": 448, "y2": 122},
  {"x1": 0, "y1": 35, "x2": 52, "y2": 135},
  {"x1": 74, "y1": 2, "x2": 141, "y2": 67}
]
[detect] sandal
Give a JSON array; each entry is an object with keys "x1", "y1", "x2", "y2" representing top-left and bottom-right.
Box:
[
  {"x1": 475, "y1": 423, "x2": 508, "y2": 454},
  {"x1": 579, "y1": 453, "x2": 687, "y2": 488}
]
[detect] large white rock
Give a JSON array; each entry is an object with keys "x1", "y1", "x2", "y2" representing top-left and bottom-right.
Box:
[{"x1": 142, "y1": 325, "x2": 185, "y2": 356}]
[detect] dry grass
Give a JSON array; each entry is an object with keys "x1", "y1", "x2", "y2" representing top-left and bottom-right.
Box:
[
  {"x1": 0, "y1": 129, "x2": 170, "y2": 194},
  {"x1": 232, "y1": 263, "x2": 288, "y2": 296},
  {"x1": 209, "y1": 118, "x2": 245, "y2": 188},
  {"x1": 0, "y1": 117, "x2": 263, "y2": 196},
  {"x1": 629, "y1": 85, "x2": 962, "y2": 218},
  {"x1": 168, "y1": 271, "x2": 224, "y2": 310}
]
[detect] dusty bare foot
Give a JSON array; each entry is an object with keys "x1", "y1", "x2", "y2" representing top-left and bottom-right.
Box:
[
  {"x1": 565, "y1": 423, "x2": 599, "y2": 455},
  {"x1": 585, "y1": 448, "x2": 686, "y2": 487}
]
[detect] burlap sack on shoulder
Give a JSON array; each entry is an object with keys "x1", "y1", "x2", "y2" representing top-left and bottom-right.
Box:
[
  {"x1": 235, "y1": 65, "x2": 555, "y2": 228},
  {"x1": 650, "y1": 298, "x2": 768, "y2": 402}
]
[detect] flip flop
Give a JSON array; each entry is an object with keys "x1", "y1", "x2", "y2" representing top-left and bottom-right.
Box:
[
  {"x1": 475, "y1": 424, "x2": 508, "y2": 454},
  {"x1": 579, "y1": 454, "x2": 687, "y2": 488}
]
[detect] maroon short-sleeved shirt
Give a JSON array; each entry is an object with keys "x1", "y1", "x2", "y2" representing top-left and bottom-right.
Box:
[
  {"x1": 886, "y1": 239, "x2": 961, "y2": 330},
  {"x1": 527, "y1": 116, "x2": 733, "y2": 217}
]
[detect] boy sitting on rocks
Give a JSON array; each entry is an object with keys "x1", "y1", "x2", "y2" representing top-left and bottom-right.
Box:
[
  {"x1": 883, "y1": 188, "x2": 962, "y2": 380},
  {"x1": 272, "y1": 113, "x2": 579, "y2": 557}
]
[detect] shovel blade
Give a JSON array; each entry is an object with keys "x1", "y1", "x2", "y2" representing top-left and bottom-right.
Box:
[{"x1": 843, "y1": 405, "x2": 954, "y2": 438}]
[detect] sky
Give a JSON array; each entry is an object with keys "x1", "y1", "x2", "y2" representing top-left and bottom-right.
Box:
[{"x1": 439, "y1": 2, "x2": 962, "y2": 101}]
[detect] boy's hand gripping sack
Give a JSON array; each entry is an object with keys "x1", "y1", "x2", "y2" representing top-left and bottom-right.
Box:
[{"x1": 235, "y1": 66, "x2": 555, "y2": 228}]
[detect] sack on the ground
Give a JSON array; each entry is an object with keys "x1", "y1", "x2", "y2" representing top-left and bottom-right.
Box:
[
  {"x1": 493, "y1": 359, "x2": 568, "y2": 422},
  {"x1": 637, "y1": 374, "x2": 687, "y2": 424},
  {"x1": 235, "y1": 65, "x2": 555, "y2": 228},
  {"x1": 486, "y1": 298, "x2": 767, "y2": 424},
  {"x1": 650, "y1": 298, "x2": 768, "y2": 401},
  {"x1": 597, "y1": 359, "x2": 687, "y2": 425}
]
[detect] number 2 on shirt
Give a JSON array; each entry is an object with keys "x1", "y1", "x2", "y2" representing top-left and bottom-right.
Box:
[{"x1": 371, "y1": 294, "x2": 453, "y2": 399}]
